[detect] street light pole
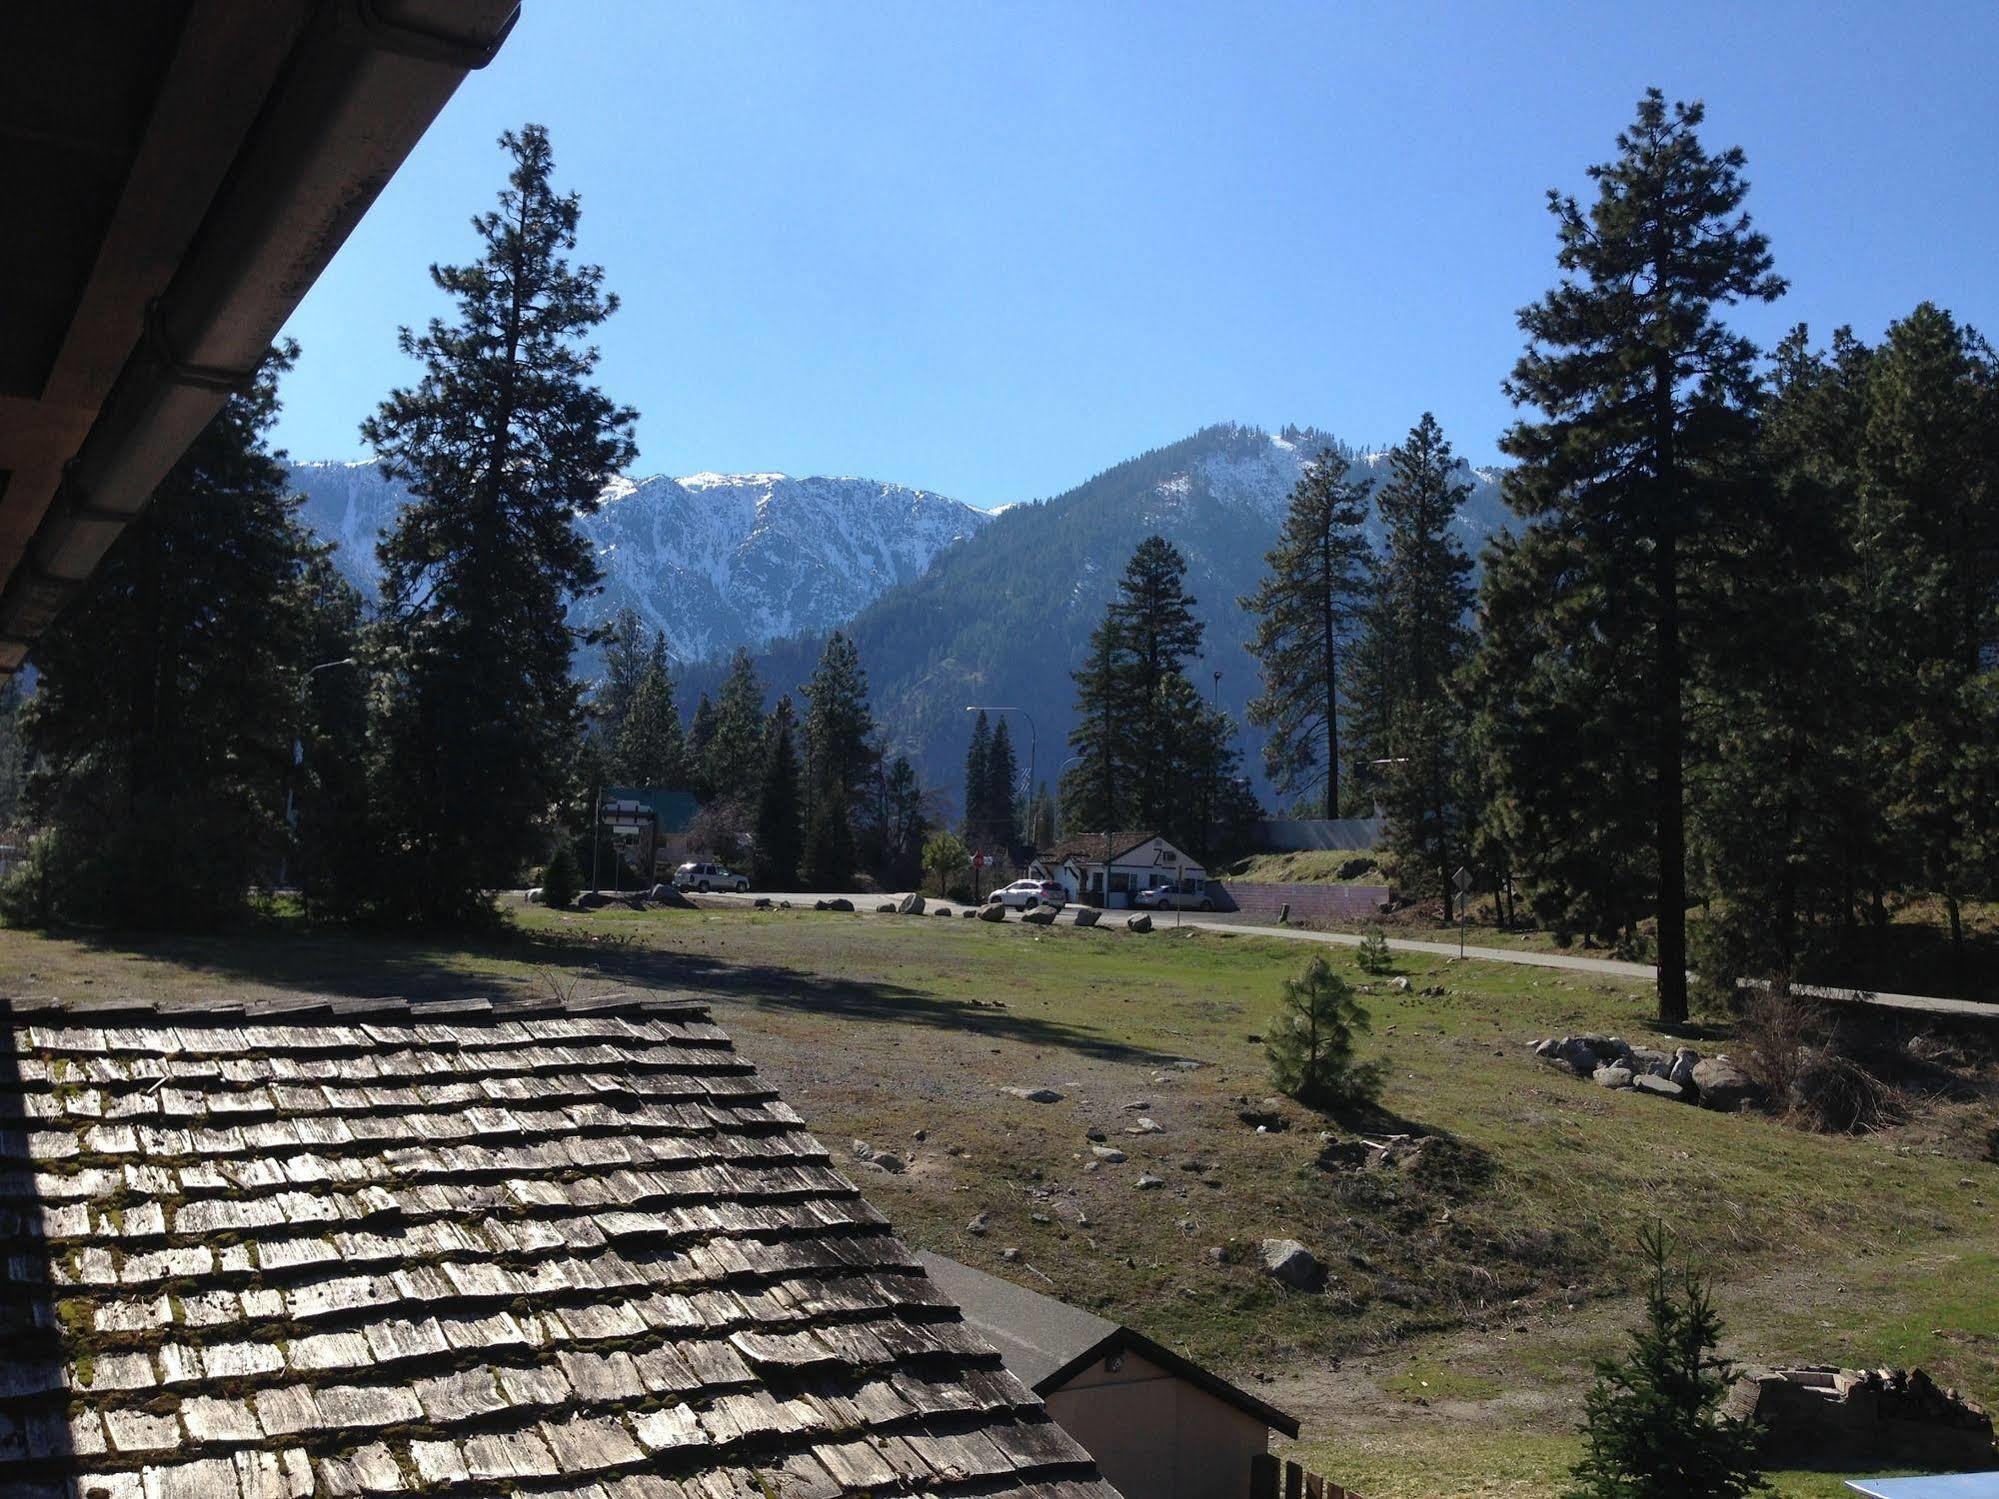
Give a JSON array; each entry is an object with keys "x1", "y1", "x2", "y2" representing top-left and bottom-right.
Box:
[{"x1": 279, "y1": 657, "x2": 357, "y2": 890}]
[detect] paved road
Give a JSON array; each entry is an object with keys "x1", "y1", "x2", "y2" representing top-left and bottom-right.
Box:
[{"x1": 703, "y1": 889, "x2": 1999, "y2": 1025}]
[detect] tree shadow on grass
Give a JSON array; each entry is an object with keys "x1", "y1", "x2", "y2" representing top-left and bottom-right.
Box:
[{"x1": 37, "y1": 919, "x2": 1187, "y2": 1069}]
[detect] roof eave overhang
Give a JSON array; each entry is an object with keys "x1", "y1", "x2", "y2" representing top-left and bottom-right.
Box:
[{"x1": 0, "y1": 0, "x2": 519, "y2": 676}]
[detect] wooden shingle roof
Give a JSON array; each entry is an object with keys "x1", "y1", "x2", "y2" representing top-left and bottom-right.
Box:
[{"x1": 0, "y1": 992, "x2": 1121, "y2": 1499}]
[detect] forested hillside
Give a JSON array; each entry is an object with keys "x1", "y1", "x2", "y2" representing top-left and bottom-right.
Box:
[{"x1": 691, "y1": 423, "x2": 1508, "y2": 806}]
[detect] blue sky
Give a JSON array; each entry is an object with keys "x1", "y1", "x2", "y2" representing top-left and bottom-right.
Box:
[{"x1": 273, "y1": 0, "x2": 1999, "y2": 509}]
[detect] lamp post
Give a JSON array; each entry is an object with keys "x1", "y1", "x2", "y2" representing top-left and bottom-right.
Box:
[
  {"x1": 964, "y1": 704, "x2": 1035, "y2": 848},
  {"x1": 279, "y1": 657, "x2": 357, "y2": 889}
]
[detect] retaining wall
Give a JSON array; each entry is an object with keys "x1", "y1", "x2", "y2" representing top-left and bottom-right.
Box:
[{"x1": 1213, "y1": 882, "x2": 1391, "y2": 923}]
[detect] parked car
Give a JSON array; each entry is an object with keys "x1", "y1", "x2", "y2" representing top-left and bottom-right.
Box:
[
  {"x1": 1136, "y1": 883, "x2": 1214, "y2": 912},
  {"x1": 989, "y1": 878, "x2": 1066, "y2": 910},
  {"x1": 673, "y1": 861, "x2": 749, "y2": 893}
]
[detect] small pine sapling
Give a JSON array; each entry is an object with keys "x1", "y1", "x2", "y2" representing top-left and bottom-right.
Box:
[
  {"x1": 538, "y1": 845, "x2": 581, "y2": 909},
  {"x1": 1356, "y1": 927, "x2": 1393, "y2": 974},
  {"x1": 1266, "y1": 955, "x2": 1382, "y2": 1111},
  {"x1": 1566, "y1": 1223, "x2": 1767, "y2": 1499}
]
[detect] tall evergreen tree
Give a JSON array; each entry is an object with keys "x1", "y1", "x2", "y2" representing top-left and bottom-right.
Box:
[
  {"x1": 1852, "y1": 305, "x2": 1999, "y2": 963},
  {"x1": 703, "y1": 648, "x2": 768, "y2": 804},
  {"x1": 984, "y1": 716, "x2": 1020, "y2": 849},
  {"x1": 686, "y1": 693, "x2": 717, "y2": 796},
  {"x1": 1113, "y1": 537, "x2": 1204, "y2": 832},
  {"x1": 1241, "y1": 451, "x2": 1374, "y2": 818},
  {"x1": 1060, "y1": 615, "x2": 1130, "y2": 839},
  {"x1": 8, "y1": 348, "x2": 318, "y2": 926},
  {"x1": 596, "y1": 607, "x2": 650, "y2": 748},
  {"x1": 1500, "y1": 90, "x2": 1785, "y2": 1022},
  {"x1": 289, "y1": 554, "x2": 371, "y2": 919},
  {"x1": 614, "y1": 659, "x2": 684, "y2": 788},
  {"x1": 1363, "y1": 415, "x2": 1478, "y2": 917},
  {"x1": 801, "y1": 632, "x2": 877, "y2": 820},
  {"x1": 0, "y1": 677, "x2": 26, "y2": 834},
  {"x1": 363, "y1": 124, "x2": 636, "y2": 924},
  {"x1": 802, "y1": 796, "x2": 855, "y2": 890},
  {"x1": 962, "y1": 709, "x2": 992, "y2": 845},
  {"x1": 752, "y1": 695, "x2": 802, "y2": 889}
]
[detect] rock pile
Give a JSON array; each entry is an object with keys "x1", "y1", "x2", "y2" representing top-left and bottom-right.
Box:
[
  {"x1": 1530, "y1": 1034, "x2": 1766, "y2": 1112},
  {"x1": 1728, "y1": 1366, "x2": 1995, "y2": 1467}
]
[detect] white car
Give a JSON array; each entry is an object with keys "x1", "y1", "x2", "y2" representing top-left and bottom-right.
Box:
[
  {"x1": 673, "y1": 861, "x2": 749, "y2": 893},
  {"x1": 990, "y1": 879, "x2": 1066, "y2": 910},
  {"x1": 1136, "y1": 883, "x2": 1214, "y2": 912}
]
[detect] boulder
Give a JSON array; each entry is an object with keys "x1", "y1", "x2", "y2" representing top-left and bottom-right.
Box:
[
  {"x1": 525, "y1": 887, "x2": 543, "y2": 905},
  {"x1": 1591, "y1": 1064, "x2": 1635, "y2": 1090},
  {"x1": 1627, "y1": 1046, "x2": 1674, "y2": 1077},
  {"x1": 752, "y1": 897, "x2": 773, "y2": 910},
  {"x1": 1691, "y1": 1056, "x2": 1764, "y2": 1112},
  {"x1": 575, "y1": 891, "x2": 611, "y2": 910},
  {"x1": 1072, "y1": 907, "x2": 1100, "y2": 928},
  {"x1": 1126, "y1": 913, "x2": 1153, "y2": 933},
  {"x1": 966, "y1": 1212, "x2": 991, "y2": 1235},
  {"x1": 1090, "y1": 1145, "x2": 1127, "y2": 1163},
  {"x1": 1670, "y1": 1046, "x2": 1702, "y2": 1087},
  {"x1": 1000, "y1": 1086, "x2": 1065, "y2": 1104},
  {"x1": 896, "y1": 891, "x2": 926, "y2": 915},
  {"x1": 876, "y1": 902, "x2": 897, "y2": 913},
  {"x1": 1134, "y1": 1174, "x2": 1164, "y2": 1190},
  {"x1": 825, "y1": 897, "x2": 855, "y2": 913},
  {"x1": 1125, "y1": 1117, "x2": 1164, "y2": 1135},
  {"x1": 1388, "y1": 977, "x2": 1411, "y2": 993},
  {"x1": 1021, "y1": 908, "x2": 1057, "y2": 926},
  {"x1": 976, "y1": 903, "x2": 1007, "y2": 923},
  {"x1": 961, "y1": 909, "x2": 979, "y2": 919},
  {"x1": 1632, "y1": 1073, "x2": 1692, "y2": 1101},
  {"x1": 933, "y1": 907, "x2": 953, "y2": 917},
  {"x1": 1259, "y1": 1238, "x2": 1325, "y2": 1292}
]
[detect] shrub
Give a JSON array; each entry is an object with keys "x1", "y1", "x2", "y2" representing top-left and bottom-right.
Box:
[
  {"x1": 1266, "y1": 955, "x2": 1382, "y2": 1112},
  {"x1": 538, "y1": 845, "x2": 580, "y2": 908},
  {"x1": 1567, "y1": 1224, "x2": 1767, "y2": 1499},
  {"x1": 1355, "y1": 927, "x2": 1393, "y2": 975},
  {"x1": 945, "y1": 882, "x2": 974, "y2": 905},
  {"x1": 921, "y1": 830, "x2": 969, "y2": 896}
]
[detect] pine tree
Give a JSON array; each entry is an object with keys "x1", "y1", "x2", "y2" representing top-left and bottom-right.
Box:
[
  {"x1": 290, "y1": 554, "x2": 371, "y2": 919},
  {"x1": 752, "y1": 695, "x2": 803, "y2": 888},
  {"x1": 362, "y1": 124, "x2": 636, "y2": 925},
  {"x1": 874, "y1": 754, "x2": 928, "y2": 886},
  {"x1": 614, "y1": 660, "x2": 684, "y2": 788},
  {"x1": 1265, "y1": 955, "x2": 1381, "y2": 1112},
  {"x1": 802, "y1": 796, "x2": 855, "y2": 890},
  {"x1": 1241, "y1": 450, "x2": 1374, "y2": 818},
  {"x1": 1566, "y1": 1225, "x2": 1766, "y2": 1499},
  {"x1": 1112, "y1": 537, "x2": 1205, "y2": 832},
  {"x1": 1060, "y1": 615, "x2": 1130, "y2": 840},
  {"x1": 1851, "y1": 305, "x2": 1999, "y2": 966},
  {"x1": 1363, "y1": 415, "x2": 1478, "y2": 918},
  {"x1": 11, "y1": 346, "x2": 320, "y2": 926},
  {"x1": 0, "y1": 677, "x2": 25, "y2": 833},
  {"x1": 703, "y1": 648, "x2": 768, "y2": 805},
  {"x1": 801, "y1": 632, "x2": 876, "y2": 822},
  {"x1": 686, "y1": 694, "x2": 717, "y2": 796},
  {"x1": 984, "y1": 717, "x2": 1019, "y2": 849},
  {"x1": 596, "y1": 607, "x2": 649, "y2": 748},
  {"x1": 1500, "y1": 91, "x2": 1785, "y2": 1022},
  {"x1": 962, "y1": 710, "x2": 992, "y2": 846}
]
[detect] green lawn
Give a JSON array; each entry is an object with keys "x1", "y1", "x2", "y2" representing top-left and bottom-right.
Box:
[{"x1": 2, "y1": 901, "x2": 1994, "y2": 1497}]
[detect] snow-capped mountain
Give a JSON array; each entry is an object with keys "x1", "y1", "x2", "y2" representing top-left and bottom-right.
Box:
[
  {"x1": 286, "y1": 461, "x2": 991, "y2": 662},
  {"x1": 717, "y1": 423, "x2": 1513, "y2": 795}
]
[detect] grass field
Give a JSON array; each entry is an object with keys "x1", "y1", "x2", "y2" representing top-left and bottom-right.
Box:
[
  {"x1": 1225, "y1": 849, "x2": 1385, "y2": 884},
  {"x1": 3, "y1": 902, "x2": 1995, "y2": 1496}
]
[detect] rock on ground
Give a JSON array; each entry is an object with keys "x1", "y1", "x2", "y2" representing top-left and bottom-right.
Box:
[
  {"x1": 1691, "y1": 1055, "x2": 1764, "y2": 1112},
  {"x1": 976, "y1": 904, "x2": 1007, "y2": 923},
  {"x1": 1073, "y1": 908, "x2": 1100, "y2": 928},
  {"x1": 1592, "y1": 1064, "x2": 1635, "y2": 1090},
  {"x1": 1260, "y1": 1238, "x2": 1325, "y2": 1291},
  {"x1": 896, "y1": 891, "x2": 926, "y2": 915},
  {"x1": 1000, "y1": 1086, "x2": 1064, "y2": 1104},
  {"x1": 1022, "y1": 908, "x2": 1057, "y2": 926},
  {"x1": 1125, "y1": 914, "x2": 1153, "y2": 933}
]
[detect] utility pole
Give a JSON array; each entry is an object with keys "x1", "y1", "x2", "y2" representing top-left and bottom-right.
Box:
[{"x1": 278, "y1": 657, "x2": 357, "y2": 890}]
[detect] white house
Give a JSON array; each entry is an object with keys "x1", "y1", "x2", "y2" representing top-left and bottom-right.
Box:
[{"x1": 1029, "y1": 830, "x2": 1209, "y2": 909}]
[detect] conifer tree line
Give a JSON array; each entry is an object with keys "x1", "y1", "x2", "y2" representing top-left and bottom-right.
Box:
[
  {"x1": 2, "y1": 93, "x2": 1992, "y2": 990},
  {"x1": 1231, "y1": 89, "x2": 1998, "y2": 1021},
  {"x1": 0, "y1": 124, "x2": 936, "y2": 926}
]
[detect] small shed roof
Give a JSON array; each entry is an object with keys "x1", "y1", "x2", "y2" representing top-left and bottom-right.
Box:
[{"x1": 917, "y1": 1251, "x2": 1300, "y2": 1438}]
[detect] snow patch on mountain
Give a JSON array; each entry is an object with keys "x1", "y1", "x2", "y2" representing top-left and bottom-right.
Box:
[{"x1": 286, "y1": 461, "x2": 989, "y2": 663}]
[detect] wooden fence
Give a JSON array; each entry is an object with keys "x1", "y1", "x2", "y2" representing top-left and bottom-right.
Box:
[{"x1": 1249, "y1": 1452, "x2": 1370, "y2": 1499}]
